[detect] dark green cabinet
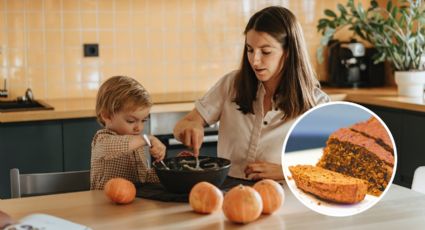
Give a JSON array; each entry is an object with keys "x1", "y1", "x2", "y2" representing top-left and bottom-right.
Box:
[
  {"x1": 0, "y1": 118, "x2": 101, "y2": 199},
  {"x1": 400, "y1": 113, "x2": 425, "y2": 187},
  {"x1": 0, "y1": 121, "x2": 63, "y2": 199},
  {"x1": 362, "y1": 104, "x2": 425, "y2": 188},
  {"x1": 63, "y1": 118, "x2": 101, "y2": 171}
]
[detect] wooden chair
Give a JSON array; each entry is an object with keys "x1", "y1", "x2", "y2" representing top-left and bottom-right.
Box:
[
  {"x1": 10, "y1": 168, "x2": 90, "y2": 198},
  {"x1": 411, "y1": 166, "x2": 425, "y2": 194}
]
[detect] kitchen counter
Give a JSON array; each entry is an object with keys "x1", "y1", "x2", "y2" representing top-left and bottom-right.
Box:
[
  {"x1": 324, "y1": 86, "x2": 425, "y2": 113},
  {"x1": 0, "y1": 87, "x2": 424, "y2": 123},
  {"x1": 0, "y1": 92, "x2": 205, "y2": 123},
  {"x1": 0, "y1": 184, "x2": 424, "y2": 229}
]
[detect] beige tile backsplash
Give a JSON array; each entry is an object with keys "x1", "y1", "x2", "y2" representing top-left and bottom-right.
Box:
[{"x1": 0, "y1": 0, "x2": 371, "y2": 99}]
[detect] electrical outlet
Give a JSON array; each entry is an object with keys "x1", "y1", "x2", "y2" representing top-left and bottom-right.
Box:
[{"x1": 83, "y1": 44, "x2": 99, "y2": 57}]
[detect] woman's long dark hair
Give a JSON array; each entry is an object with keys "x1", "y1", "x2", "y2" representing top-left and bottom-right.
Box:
[{"x1": 233, "y1": 6, "x2": 320, "y2": 120}]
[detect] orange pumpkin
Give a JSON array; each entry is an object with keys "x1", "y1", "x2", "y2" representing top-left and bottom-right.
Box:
[
  {"x1": 104, "y1": 178, "x2": 136, "y2": 204},
  {"x1": 253, "y1": 179, "x2": 285, "y2": 214},
  {"x1": 222, "y1": 184, "x2": 263, "y2": 224},
  {"x1": 189, "y1": 182, "x2": 223, "y2": 214}
]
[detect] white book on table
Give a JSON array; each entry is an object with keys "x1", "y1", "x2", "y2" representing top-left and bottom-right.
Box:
[{"x1": 4, "y1": 213, "x2": 91, "y2": 230}]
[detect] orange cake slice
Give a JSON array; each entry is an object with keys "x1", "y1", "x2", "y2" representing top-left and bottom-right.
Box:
[{"x1": 289, "y1": 165, "x2": 368, "y2": 204}]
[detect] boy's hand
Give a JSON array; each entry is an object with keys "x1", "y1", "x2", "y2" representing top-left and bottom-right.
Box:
[{"x1": 148, "y1": 136, "x2": 166, "y2": 161}]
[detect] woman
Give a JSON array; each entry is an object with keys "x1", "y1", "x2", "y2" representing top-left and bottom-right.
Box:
[{"x1": 173, "y1": 6, "x2": 329, "y2": 181}]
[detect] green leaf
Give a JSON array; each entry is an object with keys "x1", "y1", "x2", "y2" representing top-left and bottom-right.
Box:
[
  {"x1": 324, "y1": 9, "x2": 337, "y2": 18},
  {"x1": 354, "y1": 26, "x2": 366, "y2": 39},
  {"x1": 337, "y1": 4, "x2": 347, "y2": 15},
  {"x1": 347, "y1": 0, "x2": 355, "y2": 8},
  {"x1": 357, "y1": 2, "x2": 366, "y2": 20},
  {"x1": 387, "y1": 0, "x2": 393, "y2": 12},
  {"x1": 371, "y1": 0, "x2": 378, "y2": 9},
  {"x1": 391, "y1": 7, "x2": 398, "y2": 19},
  {"x1": 317, "y1": 18, "x2": 331, "y2": 32},
  {"x1": 317, "y1": 46, "x2": 324, "y2": 64},
  {"x1": 418, "y1": 33, "x2": 425, "y2": 45}
]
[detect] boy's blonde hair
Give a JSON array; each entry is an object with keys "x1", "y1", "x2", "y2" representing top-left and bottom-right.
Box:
[{"x1": 96, "y1": 76, "x2": 152, "y2": 126}]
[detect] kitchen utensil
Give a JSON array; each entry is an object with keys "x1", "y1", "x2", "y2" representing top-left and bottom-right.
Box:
[
  {"x1": 143, "y1": 134, "x2": 169, "y2": 170},
  {"x1": 194, "y1": 156, "x2": 202, "y2": 171},
  {"x1": 152, "y1": 156, "x2": 231, "y2": 194}
]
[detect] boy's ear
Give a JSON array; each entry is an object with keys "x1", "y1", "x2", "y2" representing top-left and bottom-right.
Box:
[{"x1": 100, "y1": 111, "x2": 112, "y2": 123}]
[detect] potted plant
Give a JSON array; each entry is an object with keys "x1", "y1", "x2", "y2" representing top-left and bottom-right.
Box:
[{"x1": 317, "y1": 0, "x2": 425, "y2": 97}]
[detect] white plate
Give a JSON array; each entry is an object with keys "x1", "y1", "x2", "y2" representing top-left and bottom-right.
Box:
[{"x1": 283, "y1": 148, "x2": 380, "y2": 217}]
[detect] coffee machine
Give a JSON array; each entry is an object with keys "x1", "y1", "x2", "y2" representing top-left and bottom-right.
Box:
[{"x1": 327, "y1": 40, "x2": 385, "y2": 87}]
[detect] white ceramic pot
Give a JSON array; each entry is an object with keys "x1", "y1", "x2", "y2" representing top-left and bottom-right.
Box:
[{"x1": 394, "y1": 71, "x2": 425, "y2": 97}]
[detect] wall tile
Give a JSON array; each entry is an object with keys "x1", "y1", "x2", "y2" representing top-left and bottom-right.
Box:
[
  {"x1": 81, "y1": 12, "x2": 98, "y2": 30},
  {"x1": 45, "y1": 12, "x2": 62, "y2": 30},
  {"x1": 98, "y1": 12, "x2": 114, "y2": 29},
  {"x1": 80, "y1": 0, "x2": 98, "y2": 12},
  {"x1": 62, "y1": 0, "x2": 79, "y2": 12},
  {"x1": 82, "y1": 31, "x2": 98, "y2": 43},
  {"x1": 6, "y1": 0, "x2": 25, "y2": 11},
  {"x1": 98, "y1": 0, "x2": 113, "y2": 11},
  {"x1": 25, "y1": 0, "x2": 43, "y2": 12},
  {"x1": 2, "y1": 0, "x2": 363, "y2": 99},
  {"x1": 63, "y1": 12, "x2": 81, "y2": 29},
  {"x1": 63, "y1": 30, "x2": 81, "y2": 47},
  {"x1": 27, "y1": 49, "x2": 45, "y2": 66},
  {"x1": 7, "y1": 30, "x2": 25, "y2": 48},
  {"x1": 26, "y1": 12, "x2": 43, "y2": 30},
  {"x1": 115, "y1": 0, "x2": 131, "y2": 12},
  {"x1": 44, "y1": 0, "x2": 62, "y2": 12},
  {"x1": 45, "y1": 31, "x2": 63, "y2": 50}
]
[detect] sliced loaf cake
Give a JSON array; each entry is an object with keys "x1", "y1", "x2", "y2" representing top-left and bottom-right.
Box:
[
  {"x1": 289, "y1": 165, "x2": 368, "y2": 204},
  {"x1": 350, "y1": 117, "x2": 394, "y2": 154},
  {"x1": 317, "y1": 128, "x2": 394, "y2": 196}
]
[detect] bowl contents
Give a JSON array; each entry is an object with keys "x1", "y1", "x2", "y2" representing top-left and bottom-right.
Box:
[
  {"x1": 157, "y1": 157, "x2": 221, "y2": 171},
  {"x1": 153, "y1": 156, "x2": 231, "y2": 194}
]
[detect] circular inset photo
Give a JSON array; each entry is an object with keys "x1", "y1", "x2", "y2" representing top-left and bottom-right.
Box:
[{"x1": 282, "y1": 102, "x2": 397, "y2": 217}]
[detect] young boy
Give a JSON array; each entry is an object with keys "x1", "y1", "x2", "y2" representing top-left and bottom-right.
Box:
[{"x1": 90, "y1": 76, "x2": 166, "y2": 190}]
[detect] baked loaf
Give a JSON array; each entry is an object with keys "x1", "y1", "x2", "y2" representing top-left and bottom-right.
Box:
[
  {"x1": 289, "y1": 165, "x2": 368, "y2": 204},
  {"x1": 350, "y1": 117, "x2": 394, "y2": 154},
  {"x1": 317, "y1": 127, "x2": 394, "y2": 196}
]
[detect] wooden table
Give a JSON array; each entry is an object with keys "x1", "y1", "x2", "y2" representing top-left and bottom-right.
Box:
[{"x1": 1, "y1": 184, "x2": 425, "y2": 229}]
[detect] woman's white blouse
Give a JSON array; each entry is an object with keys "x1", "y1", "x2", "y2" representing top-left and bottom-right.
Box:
[{"x1": 195, "y1": 71, "x2": 330, "y2": 179}]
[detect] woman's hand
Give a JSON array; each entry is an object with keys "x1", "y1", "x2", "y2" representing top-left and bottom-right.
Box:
[
  {"x1": 173, "y1": 109, "x2": 207, "y2": 157},
  {"x1": 148, "y1": 136, "x2": 166, "y2": 161},
  {"x1": 179, "y1": 122, "x2": 204, "y2": 156},
  {"x1": 244, "y1": 161, "x2": 284, "y2": 181}
]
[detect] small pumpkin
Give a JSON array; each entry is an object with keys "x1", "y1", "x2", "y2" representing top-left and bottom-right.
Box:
[
  {"x1": 253, "y1": 179, "x2": 285, "y2": 214},
  {"x1": 104, "y1": 178, "x2": 136, "y2": 204},
  {"x1": 189, "y1": 182, "x2": 223, "y2": 214},
  {"x1": 222, "y1": 184, "x2": 263, "y2": 224}
]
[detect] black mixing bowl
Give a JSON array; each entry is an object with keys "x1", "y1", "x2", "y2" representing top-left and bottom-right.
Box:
[{"x1": 152, "y1": 156, "x2": 231, "y2": 194}]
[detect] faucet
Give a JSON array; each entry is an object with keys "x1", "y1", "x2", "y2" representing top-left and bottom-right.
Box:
[
  {"x1": 0, "y1": 79, "x2": 8, "y2": 98},
  {"x1": 17, "y1": 88, "x2": 34, "y2": 102},
  {"x1": 25, "y1": 88, "x2": 33, "y2": 101}
]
